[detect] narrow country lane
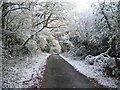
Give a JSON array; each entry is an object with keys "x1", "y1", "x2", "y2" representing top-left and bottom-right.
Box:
[{"x1": 43, "y1": 54, "x2": 97, "y2": 88}]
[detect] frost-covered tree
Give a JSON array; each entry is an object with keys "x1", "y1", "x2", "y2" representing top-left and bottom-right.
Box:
[
  {"x1": 1, "y1": 0, "x2": 31, "y2": 57},
  {"x1": 67, "y1": 7, "x2": 103, "y2": 57},
  {"x1": 22, "y1": 1, "x2": 67, "y2": 47},
  {"x1": 91, "y1": 0, "x2": 120, "y2": 77},
  {"x1": 94, "y1": 0, "x2": 120, "y2": 68},
  {"x1": 1, "y1": 0, "x2": 74, "y2": 57}
]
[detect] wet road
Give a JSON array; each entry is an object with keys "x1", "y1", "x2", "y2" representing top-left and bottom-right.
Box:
[{"x1": 43, "y1": 54, "x2": 96, "y2": 88}]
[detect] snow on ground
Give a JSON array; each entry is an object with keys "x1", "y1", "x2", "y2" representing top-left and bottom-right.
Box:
[
  {"x1": 60, "y1": 53, "x2": 120, "y2": 89},
  {"x1": 2, "y1": 51, "x2": 50, "y2": 88}
]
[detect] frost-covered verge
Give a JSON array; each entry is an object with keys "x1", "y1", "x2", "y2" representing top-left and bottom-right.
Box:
[
  {"x1": 2, "y1": 51, "x2": 50, "y2": 88},
  {"x1": 60, "y1": 53, "x2": 120, "y2": 89}
]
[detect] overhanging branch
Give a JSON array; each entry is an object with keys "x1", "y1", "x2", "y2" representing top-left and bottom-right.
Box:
[
  {"x1": 4, "y1": 7, "x2": 30, "y2": 17},
  {"x1": 22, "y1": 13, "x2": 53, "y2": 47},
  {"x1": 46, "y1": 24, "x2": 66, "y2": 29}
]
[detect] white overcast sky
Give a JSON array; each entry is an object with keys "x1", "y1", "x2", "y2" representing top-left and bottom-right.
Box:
[
  {"x1": 47, "y1": 0, "x2": 119, "y2": 10},
  {"x1": 46, "y1": 0, "x2": 98, "y2": 12}
]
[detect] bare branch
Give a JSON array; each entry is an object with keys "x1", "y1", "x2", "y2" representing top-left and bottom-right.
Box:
[
  {"x1": 33, "y1": 18, "x2": 59, "y2": 28},
  {"x1": 22, "y1": 26, "x2": 45, "y2": 46},
  {"x1": 3, "y1": 2, "x2": 25, "y2": 6},
  {"x1": 33, "y1": 19, "x2": 47, "y2": 28},
  {"x1": 4, "y1": 7, "x2": 30, "y2": 17},
  {"x1": 45, "y1": 13, "x2": 52, "y2": 26},
  {"x1": 98, "y1": 2, "x2": 112, "y2": 31},
  {"x1": 46, "y1": 24, "x2": 66, "y2": 29},
  {"x1": 22, "y1": 13, "x2": 53, "y2": 47}
]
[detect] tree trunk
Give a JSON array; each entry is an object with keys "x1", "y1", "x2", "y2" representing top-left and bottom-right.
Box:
[
  {"x1": 118, "y1": 1, "x2": 120, "y2": 28},
  {"x1": 1, "y1": 2, "x2": 6, "y2": 29},
  {"x1": 2, "y1": 2, "x2": 7, "y2": 49}
]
